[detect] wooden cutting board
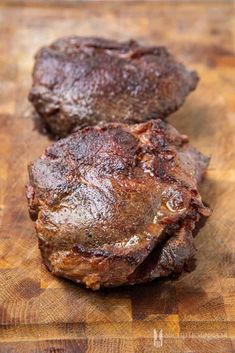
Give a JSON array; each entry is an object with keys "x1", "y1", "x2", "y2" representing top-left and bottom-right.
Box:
[{"x1": 0, "y1": 2, "x2": 234, "y2": 352}]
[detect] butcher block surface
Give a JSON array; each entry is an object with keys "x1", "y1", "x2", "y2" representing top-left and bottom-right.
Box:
[{"x1": 0, "y1": 1, "x2": 234, "y2": 352}]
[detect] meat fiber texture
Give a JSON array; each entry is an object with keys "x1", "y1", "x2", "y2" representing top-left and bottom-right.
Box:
[
  {"x1": 26, "y1": 119, "x2": 210, "y2": 290},
  {"x1": 29, "y1": 37, "x2": 198, "y2": 138}
]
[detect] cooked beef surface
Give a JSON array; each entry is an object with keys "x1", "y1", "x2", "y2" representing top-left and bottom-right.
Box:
[
  {"x1": 29, "y1": 37, "x2": 198, "y2": 138},
  {"x1": 26, "y1": 119, "x2": 210, "y2": 290}
]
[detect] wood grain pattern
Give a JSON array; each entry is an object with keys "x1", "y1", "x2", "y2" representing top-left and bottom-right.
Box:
[{"x1": 0, "y1": 1, "x2": 234, "y2": 352}]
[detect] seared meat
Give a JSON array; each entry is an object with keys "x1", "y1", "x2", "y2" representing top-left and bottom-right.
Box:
[
  {"x1": 29, "y1": 37, "x2": 198, "y2": 138},
  {"x1": 26, "y1": 120, "x2": 210, "y2": 290}
]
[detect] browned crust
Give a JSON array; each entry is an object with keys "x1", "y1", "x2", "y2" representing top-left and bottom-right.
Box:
[
  {"x1": 26, "y1": 119, "x2": 210, "y2": 289},
  {"x1": 29, "y1": 37, "x2": 198, "y2": 138}
]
